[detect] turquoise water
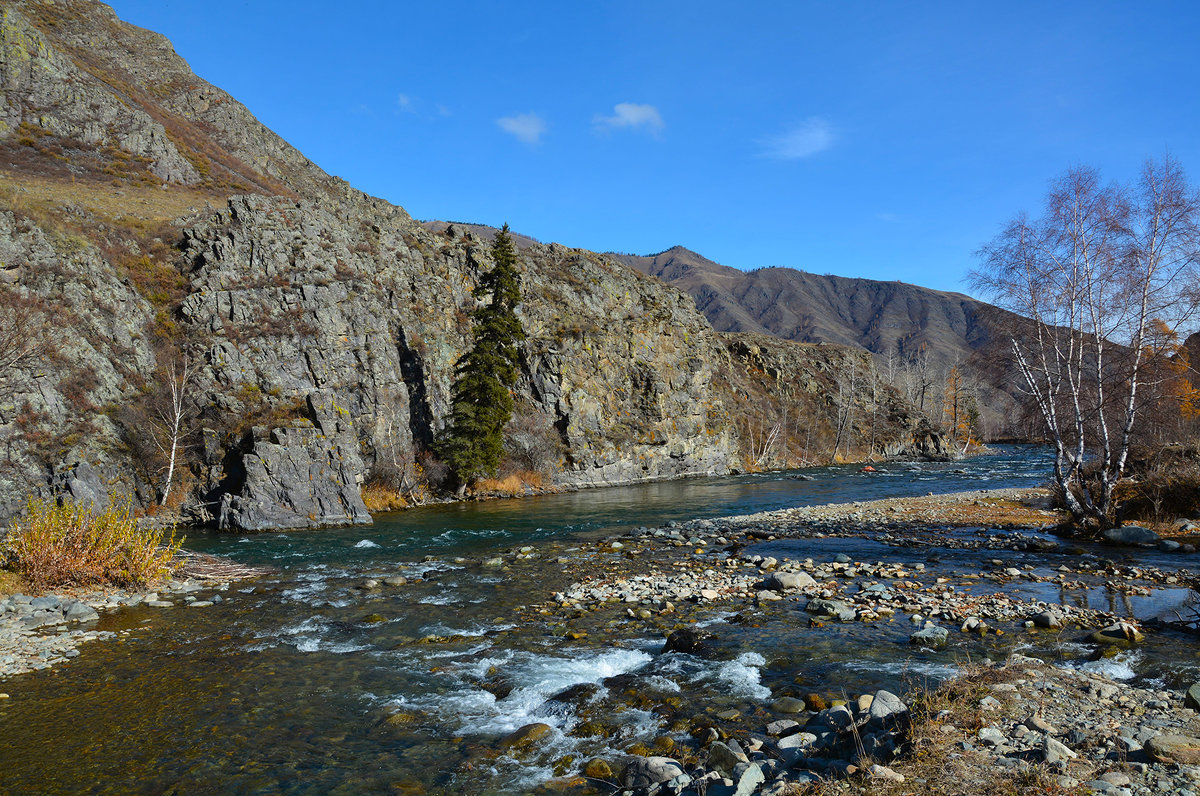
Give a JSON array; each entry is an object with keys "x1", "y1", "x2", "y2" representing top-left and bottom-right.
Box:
[{"x1": 1, "y1": 446, "x2": 1195, "y2": 795}]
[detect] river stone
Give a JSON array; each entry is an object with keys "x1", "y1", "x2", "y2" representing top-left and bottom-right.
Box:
[
  {"x1": 63, "y1": 602, "x2": 99, "y2": 622},
  {"x1": 1187, "y1": 683, "x2": 1200, "y2": 711},
  {"x1": 910, "y1": 624, "x2": 949, "y2": 647},
  {"x1": 764, "y1": 571, "x2": 816, "y2": 591},
  {"x1": 583, "y1": 758, "x2": 613, "y2": 780},
  {"x1": 1043, "y1": 736, "x2": 1078, "y2": 763},
  {"x1": 729, "y1": 762, "x2": 765, "y2": 796},
  {"x1": 1101, "y1": 525, "x2": 1160, "y2": 545},
  {"x1": 1033, "y1": 610, "x2": 1064, "y2": 629},
  {"x1": 1090, "y1": 621, "x2": 1144, "y2": 645},
  {"x1": 706, "y1": 740, "x2": 747, "y2": 776},
  {"x1": 1146, "y1": 733, "x2": 1200, "y2": 764},
  {"x1": 663, "y1": 628, "x2": 720, "y2": 658},
  {"x1": 868, "y1": 690, "x2": 907, "y2": 723},
  {"x1": 765, "y1": 719, "x2": 798, "y2": 736},
  {"x1": 771, "y1": 696, "x2": 807, "y2": 714},
  {"x1": 619, "y1": 756, "x2": 684, "y2": 789},
  {"x1": 1159, "y1": 539, "x2": 1182, "y2": 553},
  {"x1": 869, "y1": 764, "x2": 905, "y2": 782},
  {"x1": 805, "y1": 598, "x2": 856, "y2": 622},
  {"x1": 498, "y1": 722, "x2": 553, "y2": 752}
]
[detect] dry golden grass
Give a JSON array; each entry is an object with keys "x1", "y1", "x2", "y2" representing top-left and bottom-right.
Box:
[
  {"x1": 0, "y1": 171, "x2": 216, "y2": 228},
  {"x1": 361, "y1": 481, "x2": 410, "y2": 513},
  {"x1": 474, "y1": 471, "x2": 548, "y2": 497},
  {"x1": 0, "y1": 568, "x2": 27, "y2": 598},
  {"x1": 3, "y1": 499, "x2": 183, "y2": 591}
]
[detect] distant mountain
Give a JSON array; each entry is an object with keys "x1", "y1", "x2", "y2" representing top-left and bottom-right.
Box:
[{"x1": 609, "y1": 246, "x2": 1023, "y2": 436}]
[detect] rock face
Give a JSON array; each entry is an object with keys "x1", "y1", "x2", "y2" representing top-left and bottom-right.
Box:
[{"x1": 215, "y1": 394, "x2": 370, "y2": 531}]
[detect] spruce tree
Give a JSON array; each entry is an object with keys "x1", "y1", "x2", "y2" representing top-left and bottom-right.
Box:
[{"x1": 440, "y1": 224, "x2": 525, "y2": 488}]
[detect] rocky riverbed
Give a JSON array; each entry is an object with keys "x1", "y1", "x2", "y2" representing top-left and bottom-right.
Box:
[{"x1": 3, "y1": 482, "x2": 1200, "y2": 795}]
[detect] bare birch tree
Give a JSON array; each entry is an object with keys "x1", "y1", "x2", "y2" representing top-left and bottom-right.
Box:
[
  {"x1": 151, "y1": 351, "x2": 202, "y2": 506},
  {"x1": 972, "y1": 157, "x2": 1200, "y2": 528}
]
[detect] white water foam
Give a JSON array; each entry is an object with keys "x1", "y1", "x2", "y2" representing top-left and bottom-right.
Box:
[
  {"x1": 841, "y1": 659, "x2": 961, "y2": 680},
  {"x1": 419, "y1": 622, "x2": 517, "y2": 638},
  {"x1": 694, "y1": 652, "x2": 771, "y2": 700},
  {"x1": 1066, "y1": 650, "x2": 1142, "y2": 681},
  {"x1": 354, "y1": 539, "x2": 381, "y2": 549}
]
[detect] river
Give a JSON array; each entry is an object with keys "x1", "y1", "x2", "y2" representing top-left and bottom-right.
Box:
[{"x1": 1, "y1": 445, "x2": 1197, "y2": 794}]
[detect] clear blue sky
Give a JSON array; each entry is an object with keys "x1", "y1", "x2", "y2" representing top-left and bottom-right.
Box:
[{"x1": 108, "y1": 1, "x2": 1200, "y2": 295}]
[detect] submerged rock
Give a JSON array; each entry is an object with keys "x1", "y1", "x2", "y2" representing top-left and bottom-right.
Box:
[{"x1": 663, "y1": 628, "x2": 720, "y2": 658}]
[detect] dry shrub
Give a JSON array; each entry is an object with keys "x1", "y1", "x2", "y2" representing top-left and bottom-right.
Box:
[
  {"x1": 4, "y1": 499, "x2": 183, "y2": 591},
  {"x1": 1115, "y1": 459, "x2": 1200, "y2": 524}
]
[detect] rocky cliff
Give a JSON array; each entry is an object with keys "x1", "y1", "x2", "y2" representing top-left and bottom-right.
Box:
[{"x1": 0, "y1": 0, "x2": 930, "y2": 530}]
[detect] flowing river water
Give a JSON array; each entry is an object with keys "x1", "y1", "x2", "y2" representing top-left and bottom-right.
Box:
[{"x1": 1, "y1": 446, "x2": 1198, "y2": 794}]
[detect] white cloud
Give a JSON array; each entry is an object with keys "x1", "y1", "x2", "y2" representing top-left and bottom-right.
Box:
[
  {"x1": 594, "y1": 102, "x2": 665, "y2": 135},
  {"x1": 397, "y1": 93, "x2": 414, "y2": 112},
  {"x1": 758, "y1": 118, "x2": 834, "y2": 159},
  {"x1": 497, "y1": 112, "x2": 546, "y2": 145}
]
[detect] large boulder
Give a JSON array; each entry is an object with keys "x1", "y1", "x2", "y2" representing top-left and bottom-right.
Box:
[
  {"x1": 1146, "y1": 734, "x2": 1200, "y2": 765},
  {"x1": 619, "y1": 756, "x2": 684, "y2": 789},
  {"x1": 1101, "y1": 525, "x2": 1160, "y2": 546}
]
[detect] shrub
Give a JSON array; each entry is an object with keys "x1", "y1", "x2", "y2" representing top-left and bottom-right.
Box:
[{"x1": 3, "y1": 499, "x2": 183, "y2": 591}]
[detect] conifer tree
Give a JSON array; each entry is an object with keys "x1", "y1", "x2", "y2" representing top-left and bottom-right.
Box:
[{"x1": 440, "y1": 224, "x2": 525, "y2": 488}]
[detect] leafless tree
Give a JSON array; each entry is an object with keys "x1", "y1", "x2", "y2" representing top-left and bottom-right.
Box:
[
  {"x1": 0, "y1": 286, "x2": 55, "y2": 386},
  {"x1": 972, "y1": 157, "x2": 1200, "y2": 528},
  {"x1": 150, "y1": 350, "x2": 203, "y2": 505}
]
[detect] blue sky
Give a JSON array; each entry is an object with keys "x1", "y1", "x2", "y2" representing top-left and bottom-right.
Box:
[{"x1": 108, "y1": 1, "x2": 1200, "y2": 295}]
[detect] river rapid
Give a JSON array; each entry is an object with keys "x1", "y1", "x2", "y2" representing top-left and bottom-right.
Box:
[{"x1": 1, "y1": 446, "x2": 1198, "y2": 794}]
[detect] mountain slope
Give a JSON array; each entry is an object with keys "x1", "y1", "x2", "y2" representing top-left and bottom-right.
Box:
[
  {"x1": 611, "y1": 246, "x2": 999, "y2": 368},
  {"x1": 611, "y1": 246, "x2": 1021, "y2": 435}
]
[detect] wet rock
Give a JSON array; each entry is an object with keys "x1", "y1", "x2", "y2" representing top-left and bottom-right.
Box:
[
  {"x1": 499, "y1": 722, "x2": 553, "y2": 752},
  {"x1": 771, "y1": 696, "x2": 807, "y2": 714},
  {"x1": 582, "y1": 759, "x2": 613, "y2": 780},
  {"x1": 1101, "y1": 525, "x2": 1159, "y2": 546},
  {"x1": 1090, "y1": 621, "x2": 1144, "y2": 645},
  {"x1": 549, "y1": 683, "x2": 601, "y2": 706},
  {"x1": 1146, "y1": 733, "x2": 1200, "y2": 764},
  {"x1": 618, "y1": 756, "x2": 684, "y2": 789},
  {"x1": 909, "y1": 624, "x2": 949, "y2": 647},
  {"x1": 663, "y1": 628, "x2": 719, "y2": 658},
  {"x1": 805, "y1": 598, "x2": 856, "y2": 622}
]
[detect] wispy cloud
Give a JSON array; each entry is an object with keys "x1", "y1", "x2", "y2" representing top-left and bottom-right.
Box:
[
  {"x1": 397, "y1": 93, "x2": 415, "y2": 113},
  {"x1": 497, "y1": 112, "x2": 546, "y2": 145},
  {"x1": 758, "y1": 117, "x2": 835, "y2": 160},
  {"x1": 594, "y1": 103, "x2": 665, "y2": 135}
]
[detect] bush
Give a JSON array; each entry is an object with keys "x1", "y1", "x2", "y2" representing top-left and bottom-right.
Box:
[{"x1": 3, "y1": 499, "x2": 183, "y2": 591}]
